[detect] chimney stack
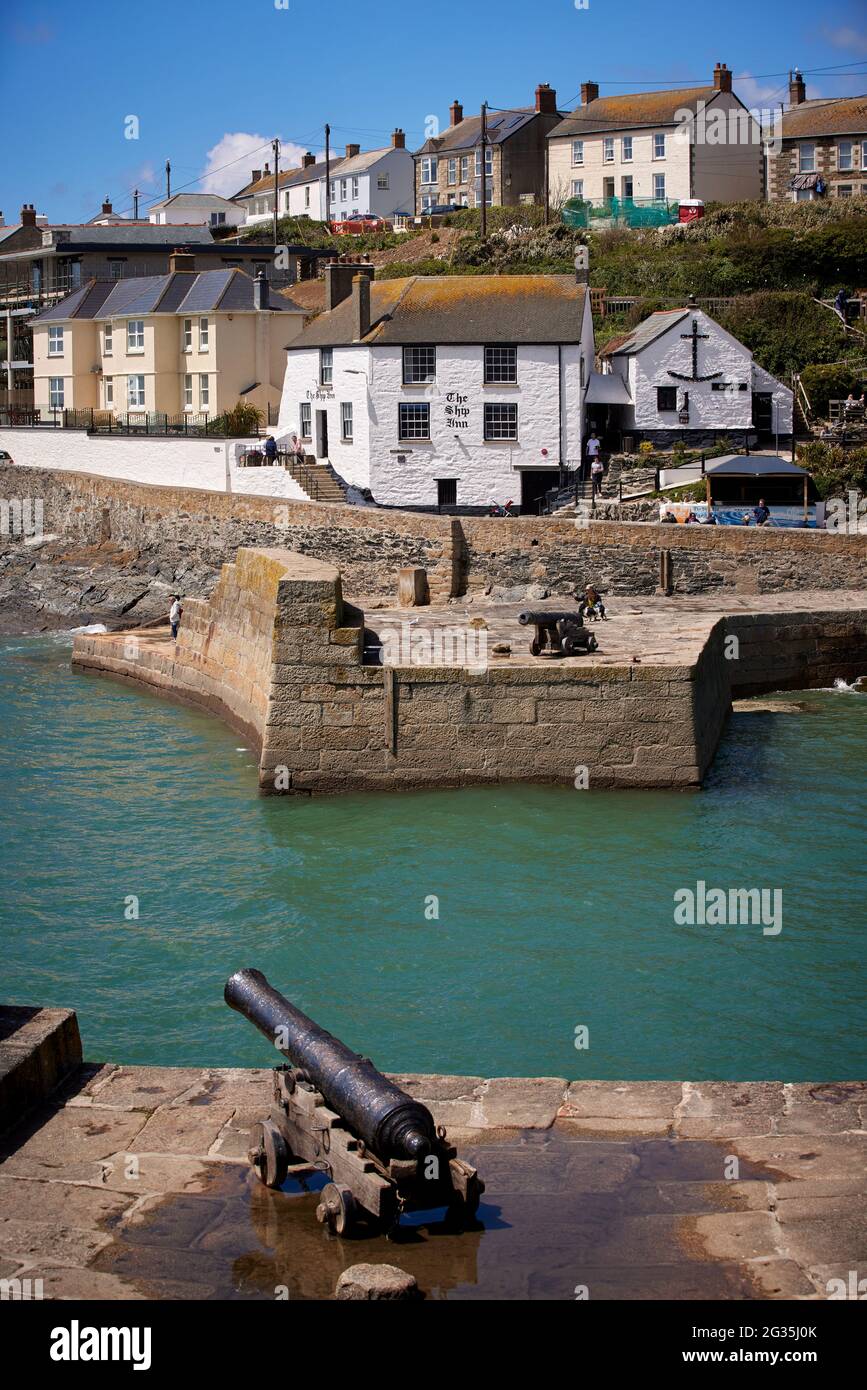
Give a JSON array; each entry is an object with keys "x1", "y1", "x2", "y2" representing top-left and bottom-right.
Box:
[
  {"x1": 254, "y1": 269, "x2": 269, "y2": 311},
  {"x1": 450, "y1": 100, "x2": 464, "y2": 127},
  {"x1": 169, "y1": 248, "x2": 196, "y2": 273},
  {"x1": 345, "y1": 143, "x2": 360, "y2": 158},
  {"x1": 580, "y1": 82, "x2": 599, "y2": 106},
  {"x1": 788, "y1": 69, "x2": 806, "y2": 106},
  {"x1": 251, "y1": 169, "x2": 262, "y2": 183},
  {"x1": 713, "y1": 62, "x2": 732, "y2": 93},
  {"x1": 302, "y1": 151, "x2": 316, "y2": 168},
  {"x1": 20, "y1": 204, "x2": 36, "y2": 227},
  {"x1": 535, "y1": 83, "x2": 557, "y2": 115},
  {"x1": 352, "y1": 273, "x2": 371, "y2": 341},
  {"x1": 101, "y1": 199, "x2": 113, "y2": 216},
  {"x1": 325, "y1": 260, "x2": 374, "y2": 312},
  {"x1": 391, "y1": 128, "x2": 405, "y2": 149}
]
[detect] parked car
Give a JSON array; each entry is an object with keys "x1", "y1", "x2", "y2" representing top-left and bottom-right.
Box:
[
  {"x1": 331, "y1": 214, "x2": 389, "y2": 234},
  {"x1": 0, "y1": 449, "x2": 12, "y2": 462}
]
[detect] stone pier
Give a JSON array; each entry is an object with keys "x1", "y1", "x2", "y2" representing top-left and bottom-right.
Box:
[{"x1": 71, "y1": 547, "x2": 867, "y2": 795}]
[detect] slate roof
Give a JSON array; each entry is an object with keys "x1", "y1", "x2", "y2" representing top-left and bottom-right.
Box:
[
  {"x1": 43, "y1": 223, "x2": 216, "y2": 247},
  {"x1": 598, "y1": 309, "x2": 690, "y2": 356},
  {"x1": 234, "y1": 157, "x2": 346, "y2": 199},
  {"x1": 416, "y1": 108, "x2": 552, "y2": 156},
  {"x1": 549, "y1": 86, "x2": 722, "y2": 139},
  {"x1": 32, "y1": 269, "x2": 303, "y2": 322},
  {"x1": 289, "y1": 274, "x2": 587, "y2": 347},
  {"x1": 149, "y1": 193, "x2": 241, "y2": 210},
  {"x1": 779, "y1": 94, "x2": 867, "y2": 139},
  {"x1": 706, "y1": 454, "x2": 807, "y2": 477}
]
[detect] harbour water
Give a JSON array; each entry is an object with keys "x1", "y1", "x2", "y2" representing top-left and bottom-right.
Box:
[{"x1": 1, "y1": 635, "x2": 865, "y2": 1080}]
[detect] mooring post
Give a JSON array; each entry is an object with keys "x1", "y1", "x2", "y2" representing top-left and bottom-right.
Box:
[
  {"x1": 384, "y1": 667, "x2": 397, "y2": 755},
  {"x1": 658, "y1": 548, "x2": 673, "y2": 596}
]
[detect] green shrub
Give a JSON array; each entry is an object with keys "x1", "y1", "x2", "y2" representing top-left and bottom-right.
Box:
[
  {"x1": 213, "y1": 401, "x2": 264, "y2": 436},
  {"x1": 796, "y1": 441, "x2": 867, "y2": 498},
  {"x1": 799, "y1": 362, "x2": 865, "y2": 417}
]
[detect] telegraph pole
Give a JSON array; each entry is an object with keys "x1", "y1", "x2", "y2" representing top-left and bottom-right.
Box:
[
  {"x1": 272, "y1": 137, "x2": 280, "y2": 245},
  {"x1": 165, "y1": 161, "x2": 171, "y2": 200},
  {"x1": 324, "y1": 123, "x2": 331, "y2": 230},
  {"x1": 133, "y1": 189, "x2": 139, "y2": 219},
  {"x1": 480, "y1": 102, "x2": 488, "y2": 239}
]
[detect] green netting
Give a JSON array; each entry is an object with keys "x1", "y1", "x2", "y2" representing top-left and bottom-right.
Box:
[{"x1": 562, "y1": 196, "x2": 679, "y2": 229}]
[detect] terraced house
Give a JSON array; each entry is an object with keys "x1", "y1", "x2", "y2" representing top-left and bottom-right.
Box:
[
  {"x1": 766, "y1": 75, "x2": 867, "y2": 201},
  {"x1": 547, "y1": 64, "x2": 763, "y2": 208},
  {"x1": 31, "y1": 255, "x2": 305, "y2": 418},
  {"x1": 413, "y1": 86, "x2": 565, "y2": 212},
  {"x1": 277, "y1": 263, "x2": 594, "y2": 511}
]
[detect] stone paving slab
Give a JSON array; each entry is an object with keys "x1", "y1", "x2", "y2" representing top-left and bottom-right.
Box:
[{"x1": 0, "y1": 1066, "x2": 863, "y2": 1301}]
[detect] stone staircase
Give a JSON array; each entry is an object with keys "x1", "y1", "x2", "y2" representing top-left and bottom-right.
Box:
[{"x1": 280, "y1": 453, "x2": 349, "y2": 503}]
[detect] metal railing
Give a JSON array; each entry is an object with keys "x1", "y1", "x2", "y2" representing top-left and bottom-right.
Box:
[{"x1": 0, "y1": 406, "x2": 268, "y2": 436}]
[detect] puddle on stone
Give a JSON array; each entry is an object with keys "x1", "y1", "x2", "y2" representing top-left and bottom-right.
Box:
[{"x1": 93, "y1": 1131, "x2": 781, "y2": 1300}]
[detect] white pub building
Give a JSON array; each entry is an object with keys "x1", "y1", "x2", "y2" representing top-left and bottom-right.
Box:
[{"x1": 277, "y1": 264, "x2": 595, "y2": 510}]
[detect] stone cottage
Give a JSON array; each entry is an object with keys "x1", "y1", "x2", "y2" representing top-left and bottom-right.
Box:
[{"x1": 593, "y1": 300, "x2": 793, "y2": 450}]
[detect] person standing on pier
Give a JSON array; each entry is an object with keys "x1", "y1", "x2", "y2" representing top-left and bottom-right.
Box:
[{"x1": 169, "y1": 596, "x2": 183, "y2": 640}]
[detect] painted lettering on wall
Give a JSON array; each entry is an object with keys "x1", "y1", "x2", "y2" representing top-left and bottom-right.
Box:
[{"x1": 445, "y1": 391, "x2": 470, "y2": 430}]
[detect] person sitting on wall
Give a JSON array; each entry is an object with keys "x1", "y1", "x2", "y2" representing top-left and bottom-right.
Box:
[
  {"x1": 660, "y1": 506, "x2": 676, "y2": 522},
  {"x1": 702, "y1": 505, "x2": 719, "y2": 525},
  {"x1": 684, "y1": 509, "x2": 699, "y2": 524},
  {"x1": 263, "y1": 435, "x2": 278, "y2": 465},
  {"x1": 741, "y1": 514, "x2": 752, "y2": 525},
  {"x1": 581, "y1": 584, "x2": 607, "y2": 621},
  {"x1": 753, "y1": 498, "x2": 771, "y2": 526}
]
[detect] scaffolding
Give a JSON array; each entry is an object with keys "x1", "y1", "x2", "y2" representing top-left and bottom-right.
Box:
[{"x1": 562, "y1": 196, "x2": 679, "y2": 229}]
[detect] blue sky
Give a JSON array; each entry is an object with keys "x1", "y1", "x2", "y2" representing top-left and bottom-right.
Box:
[{"x1": 1, "y1": 0, "x2": 865, "y2": 223}]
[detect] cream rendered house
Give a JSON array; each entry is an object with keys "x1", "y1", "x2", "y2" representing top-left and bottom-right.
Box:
[
  {"x1": 32, "y1": 255, "x2": 305, "y2": 417},
  {"x1": 548, "y1": 65, "x2": 763, "y2": 208}
]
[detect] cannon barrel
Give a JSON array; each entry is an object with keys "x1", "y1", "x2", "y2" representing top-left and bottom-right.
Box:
[
  {"x1": 518, "y1": 609, "x2": 582, "y2": 626},
  {"x1": 224, "y1": 969, "x2": 435, "y2": 1163}
]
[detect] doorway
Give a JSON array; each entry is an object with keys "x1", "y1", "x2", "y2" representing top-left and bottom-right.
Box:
[
  {"x1": 520, "y1": 470, "x2": 558, "y2": 514},
  {"x1": 752, "y1": 393, "x2": 773, "y2": 440},
  {"x1": 315, "y1": 409, "x2": 329, "y2": 459}
]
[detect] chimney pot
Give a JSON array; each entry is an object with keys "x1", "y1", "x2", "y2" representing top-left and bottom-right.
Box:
[
  {"x1": 391, "y1": 128, "x2": 406, "y2": 149},
  {"x1": 580, "y1": 82, "x2": 599, "y2": 106},
  {"x1": 535, "y1": 83, "x2": 557, "y2": 115},
  {"x1": 713, "y1": 62, "x2": 732, "y2": 92},
  {"x1": 450, "y1": 100, "x2": 464, "y2": 127}
]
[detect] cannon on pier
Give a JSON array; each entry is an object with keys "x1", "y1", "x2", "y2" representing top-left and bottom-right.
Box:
[
  {"x1": 224, "y1": 968, "x2": 484, "y2": 1236},
  {"x1": 518, "y1": 609, "x2": 599, "y2": 658}
]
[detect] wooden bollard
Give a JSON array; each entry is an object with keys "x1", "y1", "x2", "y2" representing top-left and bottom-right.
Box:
[{"x1": 397, "y1": 566, "x2": 429, "y2": 607}]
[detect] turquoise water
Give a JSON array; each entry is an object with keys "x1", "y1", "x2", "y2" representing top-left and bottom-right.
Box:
[{"x1": 1, "y1": 635, "x2": 865, "y2": 1080}]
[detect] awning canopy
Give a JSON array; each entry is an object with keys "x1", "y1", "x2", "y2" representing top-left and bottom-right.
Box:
[
  {"x1": 585, "y1": 371, "x2": 632, "y2": 405},
  {"x1": 706, "y1": 454, "x2": 808, "y2": 478}
]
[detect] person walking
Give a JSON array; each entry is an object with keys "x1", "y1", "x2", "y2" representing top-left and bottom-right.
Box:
[
  {"x1": 169, "y1": 596, "x2": 183, "y2": 640},
  {"x1": 585, "y1": 432, "x2": 602, "y2": 486},
  {"x1": 263, "y1": 435, "x2": 278, "y2": 465}
]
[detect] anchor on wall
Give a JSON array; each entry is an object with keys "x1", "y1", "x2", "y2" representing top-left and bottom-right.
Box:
[{"x1": 668, "y1": 318, "x2": 722, "y2": 384}]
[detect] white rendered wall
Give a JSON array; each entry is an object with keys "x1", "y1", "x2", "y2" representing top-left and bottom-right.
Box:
[{"x1": 0, "y1": 430, "x2": 309, "y2": 500}]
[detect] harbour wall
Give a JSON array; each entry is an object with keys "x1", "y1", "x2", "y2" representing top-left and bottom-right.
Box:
[
  {"x1": 72, "y1": 547, "x2": 867, "y2": 795},
  {"x1": 2, "y1": 461, "x2": 866, "y2": 602}
]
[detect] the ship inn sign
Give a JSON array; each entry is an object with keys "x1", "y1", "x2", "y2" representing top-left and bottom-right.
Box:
[{"x1": 445, "y1": 392, "x2": 470, "y2": 430}]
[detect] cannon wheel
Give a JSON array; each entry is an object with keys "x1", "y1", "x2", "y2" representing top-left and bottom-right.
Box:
[
  {"x1": 530, "y1": 636, "x2": 542, "y2": 656},
  {"x1": 587, "y1": 633, "x2": 599, "y2": 652},
  {"x1": 316, "y1": 1182, "x2": 358, "y2": 1237},
  {"x1": 250, "y1": 1119, "x2": 289, "y2": 1189}
]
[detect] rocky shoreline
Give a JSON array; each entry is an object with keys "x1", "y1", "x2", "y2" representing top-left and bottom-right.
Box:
[{"x1": 0, "y1": 535, "x2": 221, "y2": 636}]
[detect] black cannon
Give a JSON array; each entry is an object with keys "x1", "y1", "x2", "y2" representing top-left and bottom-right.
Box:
[
  {"x1": 518, "y1": 609, "x2": 599, "y2": 658},
  {"x1": 224, "y1": 969, "x2": 484, "y2": 1235}
]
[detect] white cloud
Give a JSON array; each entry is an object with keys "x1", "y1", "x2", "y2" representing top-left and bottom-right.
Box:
[
  {"x1": 734, "y1": 72, "x2": 788, "y2": 109},
  {"x1": 198, "y1": 132, "x2": 315, "y2": 197},
  {"x1": 824, "y1": 26, "x2": 867, "y2": 57}
]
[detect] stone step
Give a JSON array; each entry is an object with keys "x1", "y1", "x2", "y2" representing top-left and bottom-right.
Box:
[{"x1": 0, "y1": 1004, "x2": 82, "y2": 1134}]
